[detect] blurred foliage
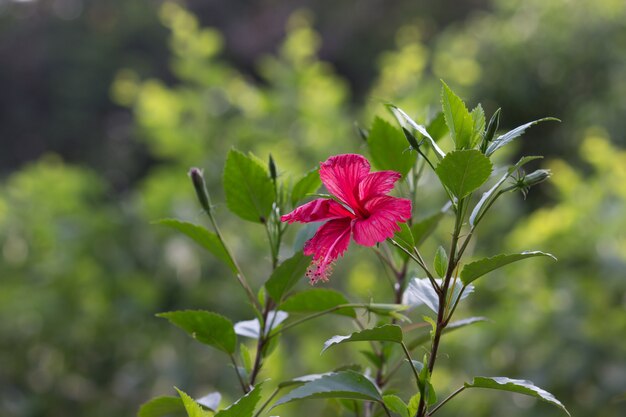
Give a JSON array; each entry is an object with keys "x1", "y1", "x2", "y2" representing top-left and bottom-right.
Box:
[{"x1": 1, "y1": 0, "x2": 625, "y2": 416}]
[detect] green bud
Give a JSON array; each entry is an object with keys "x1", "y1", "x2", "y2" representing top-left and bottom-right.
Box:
[
  {"x1": 521, "y1": 169, "x2": 551, "y2": 186},
  {"x1": 188, "y1": 167, "x2": 212, "y2": 213},
  {"x1": 354, "y1": 122, "x2": 369, "y2": 142},
  {"x1": 268, "y1": 154, "x2": 277, "y2": 181},
  {"x1": 402, "y1": 127, "x2": 421, "y2": 151},
  {"x1": 481, "y1": 108, "x2": 501, "y2": 153}
]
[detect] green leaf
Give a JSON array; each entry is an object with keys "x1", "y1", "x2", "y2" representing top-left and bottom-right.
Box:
[
  {"x1": 469, "y1": 156, "x2": 543, "y2": 227},
  {"x1": 223, "y1": 149, "x2": 275, "y2": 223},
  {"x1": 464, "y1": 377, "x2": 570, "y2": 416},
  {"x1": 470, "y1": 104, "x2": 486, "y2": 147},
  {"x1": 441, "y1": 81, "x2": 474, "y2": 150},
  {"x1": 383, "y1": 395, "x2": 409, "y2": 417},
  {"x1": 157, "y1": 310, "x2": 236, "y2": 354},
  {"x1": 406, "y1": 317, "x2": 488, "y2": 350},
  {"x1": 155, "y1": 219, "x2": 236, "y2": 273},
  {"x1": 387, "y1": 105, "x2": 446, "y2": 160},
  {"x1": 215, "y1": 383, "x2": 264, "y2": 417},
  {"x1": 433, "y1": 246, "x2": 448, "y2": 277},
  {"x1": 393, "y1": 222, "x2": 416, "y2": 259},
  {"x1": 486, "y1": 117, "x2": 560, "y2": 156},
  {"x1": 460, "y1": 251, "x2": 557, "y2": 285},
  {"x1": 175, "y1": 388, "x2": 212, "y2": 417},
  {"x1": 411, "y1": 208, "x2": 448, "y2": 247},
  {"x1": 367, "y1": 117, "x2": 417, "y2": 177},
  {"x1": 240, "y1": 344, "x2": 252, "y2": 374},
  {"x1": 265, "y1": 252, "x2": 311, "y2": 302},
  {"x1": 272, "y1": 371, "x2": 383, "y2": 409},
  {"x1": 407, "y1": 393, "x2": 421, "y2": 416},
  {"x1": 291, "y1": 168, "x2": 321, "y2": 206},
  {"x1": 138, "y1": 396, "x2": 186, "y2": 417},
  {"x1": 281, "y1": 289, "x2": 355, "y2": 318},
  {"x1": 322, "y1": 324, "x2": 403, "y2": 353},
  {"x1": 426, "y1": 112, "x2": 448, "y2": 143},
  {"x1": 435, "y1": 150, "x2": 493, "y2": 199}
]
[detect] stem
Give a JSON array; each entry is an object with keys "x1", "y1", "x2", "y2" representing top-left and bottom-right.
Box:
[
  {"x1": 388, "y1": 239, "x2": 440, "y2": 293},
  {"x1": 401, "y1": 342, "x2": 421, "y2": 391},
  {"x1": 381, "y1": 402, "x2": 393, "y2": 417},
  {"x1": 429, "y1": 386, "x2": 466, "y2": 415},
  {"x1": 252, "y1": 386, "x2": 280, "y2": 417},
  {"x1": 203, "y1": 208, "x2": 260, "y2": 312},
  {"x1": 229, "y1": 354, "x2": 248, "y2": 393},
  {"x1": 416, "y1": 197, "x2": 466, "y2": 417},
  {"x1": 273, "y1": 304, "x2": 370, "y2": 336}
]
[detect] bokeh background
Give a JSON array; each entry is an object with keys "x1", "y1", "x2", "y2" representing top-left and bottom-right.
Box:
[{"x1": 1, "y1": 0, "x2": 625, "y2": 416}]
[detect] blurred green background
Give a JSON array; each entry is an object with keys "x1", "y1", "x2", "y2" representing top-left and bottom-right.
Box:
[{"x1": 1, "y1": 0, "x2": 625, "y2": 416}]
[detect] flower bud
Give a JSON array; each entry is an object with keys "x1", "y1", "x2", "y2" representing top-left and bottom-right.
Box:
[
  {"x1": 521, "y1": 169, "x2": 551, "y2": 187},
  {"x1": 188, "y1": 167, "x2": 212, "y2": 213},
  {"x1": 268, "y1": 154, "x2": 277, "y2": 181},
  {"x1": 481, "y1": 108, "x2": 501, "y2": 153}
]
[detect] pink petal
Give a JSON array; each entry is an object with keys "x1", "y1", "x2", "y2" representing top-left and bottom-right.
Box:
[
  {"x1": 357, "y1": 171, "x2": 402, "y2": 202},
  {"x1": 319, "y1": 154, "x2": 370, "y2": 209},
  {"x1": 352, "y1": 196, "x2": 412, "y2": 247},
  {"x1": 281, "y1": 199, "x2": 354, "y2": 224},
  {"x1": 303, "y1": 218, "x2": 352, "y2": 284}
]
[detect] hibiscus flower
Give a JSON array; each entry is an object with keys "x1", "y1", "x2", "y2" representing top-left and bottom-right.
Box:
[{"x1": 281, "y1": 154, "x2": 412, "y2": 284}]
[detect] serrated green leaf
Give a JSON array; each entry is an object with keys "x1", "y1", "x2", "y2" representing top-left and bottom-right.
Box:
[
  {"x1": 486, "y1": 117, "x2": 560, "y2": 156},
  {"x1": 175, "y1": 388, "x2": 212, "y2": 417},
  {"x1": 157, "y1": 310, "x2": 236, "y2": 354},
  {"x1": 155, "y1": 219, "x2": 236, "y2": 273},
  {"x1": 272, "y1": 371, "x2": 382, "y2": 409},
  {"x1": 265, "y1": 252, "x2": 311, "y2": 302},
  {"x1": 460, "y1": 251, "x2": 556, "y2": 285},
  {"x1": 223, "y1": 149, "x2": 275, "y2": 223},
  {"x1": 322, "y1": 324, "x2": 403, "y2": 353},
  {"x1": 441, "y1": 82, "x2": 474, "y2": 150},
  {"x1": 138, "y1": 396, "x2": 186, "y2": 417},
  {"x1": 383, "y1": 395, "x2": 409, "y2": 417},
  {"x1": 464, "y1": 377, "x2": 570, "y2": 416},
  {"x1": 291, "y1": 168, "x2": 321, "y2": 207},
  {"x1": 470, "y1": 104, "x2": 486, "y2": 147},
  {"x1": 434, "y1": 246, "x2": 448, "y2": 277},
  {"x1": 214, "y1": 383, "x2": 264, "y2": 417},
  {"x1": 367, "y1": 117, "x2": 417, "y2": 177},
  {"x1": 435, "y1": 150, "x2": 493, "y2": 199},
  {"x1": 281, "y1": 289, "x2": 355, "y2": 317},
  {"x1": 406, "y1": 317, "x2": 488, "y2": 350}
]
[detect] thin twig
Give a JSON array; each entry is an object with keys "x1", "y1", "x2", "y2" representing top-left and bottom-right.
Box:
[{"x1": 429, "y1": 386, "x2": 466, "y2": 415}]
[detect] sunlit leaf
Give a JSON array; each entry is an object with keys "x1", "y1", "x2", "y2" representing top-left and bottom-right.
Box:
[
  {"x1": 435, "y1": 150, "x2": 493, "y2": 199},
  {"x1": 322, "y1": 324, "x2": 403, "y2": 353},
  {"x1": 441, "y1": 81, "x2": 474, "y2": 150},
  {"x1": 157, "y1": 310, "x2": 236, "y2": 354},
  {"x1": 470, "y1": 103, "x2": 486, "y2": 147},
  {"x1": 197, "y1": 392, "x2": 221, "y2": 411},
  {"x1": 387, "y1": 105, "x2": 446, "y2": 160},
  {"x1": 175, "y1": 388, "x2": 212, "y2": 417},
  {"x1": 486, "y1": 118, "x2": 560, "y2": 156},
  {"x1": 460, "y1": 251, "x2": 556, "y2": 285},
  {"x1": 234, "y1": 311, "x2": 288, "y2": 339},
  {"x1": 223, "y1": 149, "x2": 275, "y2": 223},
  {"x1": 155, "y1": 219, "x2": 235, "y2": 272},
  {"x1": 272, "y1": 371, "x2": 383, "y2": 409},
  {"x1": 403, "y1": 278, "x2": 473, "y2": 314},
  {"x1": 464, "y1": 377, "x2": 570, "y2": 416}
]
